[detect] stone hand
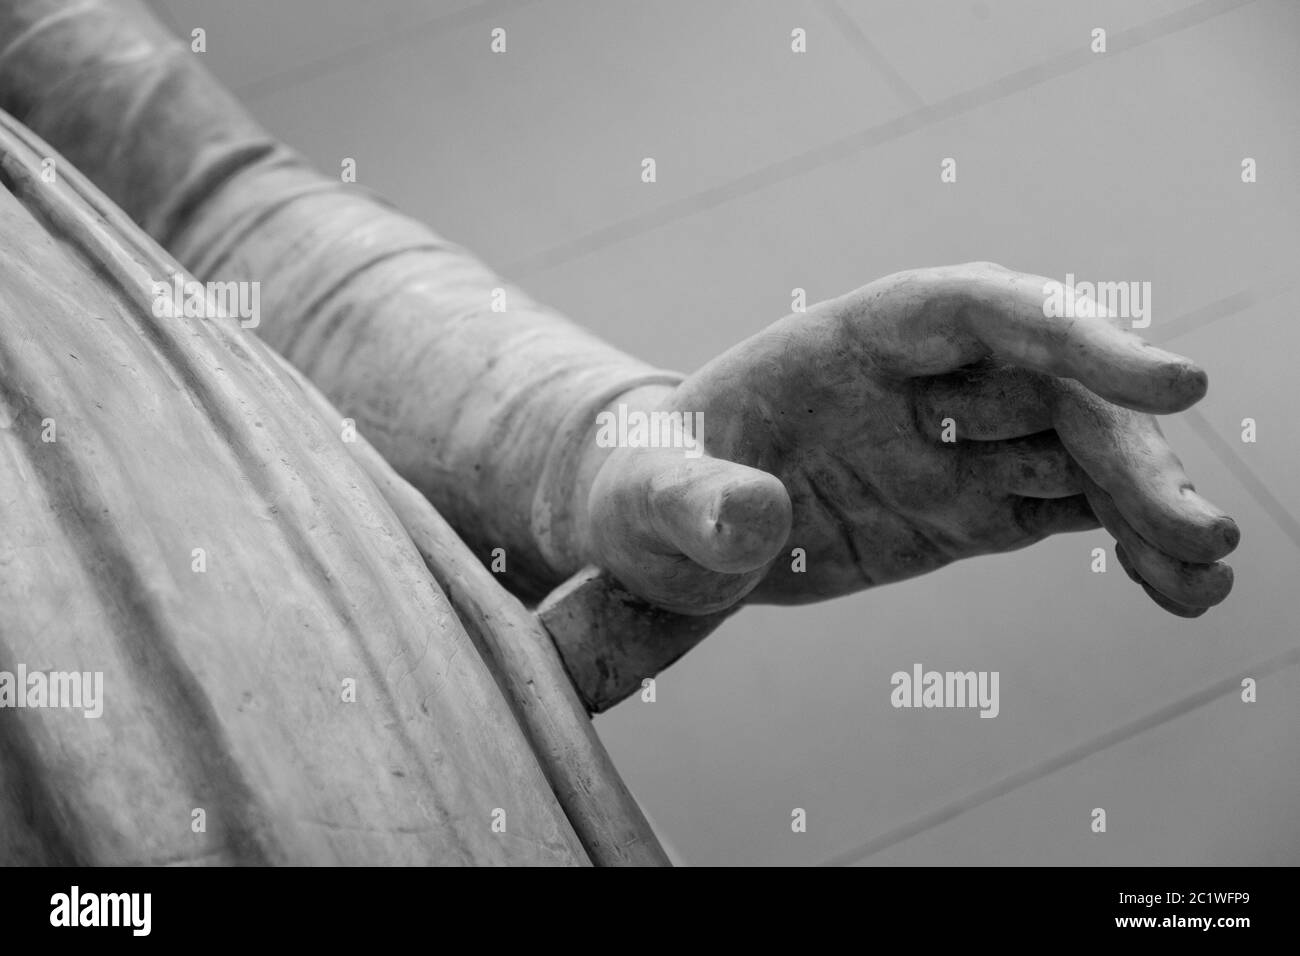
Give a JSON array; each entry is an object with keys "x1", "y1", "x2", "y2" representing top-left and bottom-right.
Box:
[{"x1": 578, "y1": 263, "x2": 1240, "y2": 617}]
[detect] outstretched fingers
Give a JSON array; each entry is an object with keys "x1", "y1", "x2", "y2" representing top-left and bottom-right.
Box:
[
  {"x1": 1085, "y1": 474, "x2": 1235, "y2": 612},
  {"x1": 1053, "y1": 381, "x2": 1239, "y2": 565}
]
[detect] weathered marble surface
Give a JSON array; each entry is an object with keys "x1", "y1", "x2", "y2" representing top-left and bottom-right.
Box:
[{"x1": 0, "y1": 111, "x2": 664, "y2": 865}]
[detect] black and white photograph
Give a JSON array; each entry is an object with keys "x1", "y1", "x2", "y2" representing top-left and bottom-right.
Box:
[{"x1": 0, "y1": 0, "x2": 1293, "y2": 929}]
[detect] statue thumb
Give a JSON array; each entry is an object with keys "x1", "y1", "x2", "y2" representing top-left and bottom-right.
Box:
[{"x1": 646, "y1": 456, "x2": 791, "y2": 574}]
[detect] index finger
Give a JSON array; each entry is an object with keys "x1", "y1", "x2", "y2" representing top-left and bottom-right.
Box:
[{"x1": 876, "y1": 264, "x2": 1207, "y2": 414}]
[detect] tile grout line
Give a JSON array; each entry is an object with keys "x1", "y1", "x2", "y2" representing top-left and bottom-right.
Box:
[
  {"x1": 1149, "y1": 276, "x2": 1294, "y2": 345},
  {"x1": 818, "y1": 643, "x2": 1300, "y2": 866},
  {"x1": 504, "y1": 0, "x2": 1256, "y2": 278},
  {"x1": 233, "y1": 0, "x2": 540, "y2": 102},
  {"x1": 142, "y1": 0, "x2": 181, "y2": 35},
  {"x1": 814, "y1": 0, "x2": 927, "y2": 111},
  {"x1": 1149, "y1": 275, "x2": 1300, "y2": 553},
  {"x1": 1182, "y1": 407, "x2": 1300, "y2": 551}
]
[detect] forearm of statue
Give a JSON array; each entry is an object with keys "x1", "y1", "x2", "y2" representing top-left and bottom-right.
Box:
[
  {"x1": 0, "y1": 0, "x2": 1242, "y2": 624},
  {"x1": 0, "y1": 0, "x2": 682, "y2": 601}
]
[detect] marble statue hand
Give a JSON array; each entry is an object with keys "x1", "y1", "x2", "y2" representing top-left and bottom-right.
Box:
[{"x1": 579, "y1": 263, "x2": 1240, "y2": 617}]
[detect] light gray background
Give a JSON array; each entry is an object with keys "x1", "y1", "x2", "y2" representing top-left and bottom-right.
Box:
[{"x1": 146, "y1": 0, "x2": 1300, "y2": 865}]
